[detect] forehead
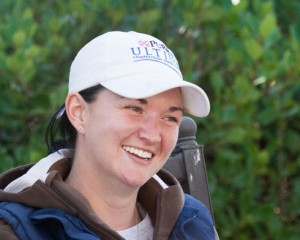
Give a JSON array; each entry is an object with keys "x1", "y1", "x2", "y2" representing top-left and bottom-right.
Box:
[
  {"x1": 97, "y1": 88, "x2": 183, "y2": 109},
  {"x1": 129, "y1": 88, "x2": 182, "y2": 104},
  {"x1": 140, "y1": 88, "x2": 183, "y2": 105},
  {"x1": 100, "y1": 87, "x2": 181, "y2": 99}
]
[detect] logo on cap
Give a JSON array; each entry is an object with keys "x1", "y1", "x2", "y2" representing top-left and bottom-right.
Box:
[
  {"x1": 138, "y1": 41, "x2": 150, "y2": 47},
  {"x1": 130, "y1": 40, "x2": 182, "y2": 77}
]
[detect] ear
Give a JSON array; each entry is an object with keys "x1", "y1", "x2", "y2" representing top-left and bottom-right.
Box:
[{"x1": 65, "y1": 92, "x2": 87, "y2": 134}]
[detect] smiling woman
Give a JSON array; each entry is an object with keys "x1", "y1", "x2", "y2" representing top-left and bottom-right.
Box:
[{"x1": 0, "y1": 31, "x2": 218, "y2": 239}]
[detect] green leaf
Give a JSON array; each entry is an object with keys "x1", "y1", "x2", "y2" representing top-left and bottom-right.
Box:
[
  {"x1": 244, "y1": 38, "x2": 263, "y2": 61},
  {"x1": 260, "y1": 13, "x2": 277, "y2": 39},
  {"x1": 226, "y1": 127, "x2": 247, "y2": 143},
  {"x1": 12, "y1": 30, "x2": 26, "y2": 47}
]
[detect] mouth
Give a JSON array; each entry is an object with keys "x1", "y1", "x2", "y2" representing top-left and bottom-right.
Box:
[{"x1": 122, "y1": 145, "x2": 153, "y2": 160}]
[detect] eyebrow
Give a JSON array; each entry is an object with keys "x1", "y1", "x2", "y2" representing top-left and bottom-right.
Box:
[{"x1": 137, "y1": 99, "x2": 184, "y2": 113}]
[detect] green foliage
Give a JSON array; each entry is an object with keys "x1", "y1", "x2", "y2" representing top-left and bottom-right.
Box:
[{"x1": 1, "y1": 0, "x2": 299, "y2": 238}]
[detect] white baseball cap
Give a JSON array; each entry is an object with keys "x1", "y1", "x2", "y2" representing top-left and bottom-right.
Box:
[{"x1": 69, "y1": 31, "x2": 210, "y2": 117}]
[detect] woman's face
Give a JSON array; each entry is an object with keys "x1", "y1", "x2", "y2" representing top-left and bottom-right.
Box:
[{"x1": 78, "y1": 88, "x2": 183, "y2": 188}]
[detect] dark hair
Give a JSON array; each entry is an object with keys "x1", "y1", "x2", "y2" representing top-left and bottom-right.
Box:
[{"x1": 46, "y1": 84, "x2": 104, "y2": 153}]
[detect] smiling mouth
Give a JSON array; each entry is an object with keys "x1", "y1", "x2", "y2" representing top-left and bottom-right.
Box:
[{"x1": 122, "y1": 145, "x2": 153, "y2": 160}]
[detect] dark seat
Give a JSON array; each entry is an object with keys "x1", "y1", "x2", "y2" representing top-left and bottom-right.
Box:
[{"x1": 163, "y1": 116, "x2": 214, "y2": 221}]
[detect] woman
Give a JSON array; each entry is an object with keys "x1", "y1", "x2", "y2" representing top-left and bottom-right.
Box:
[{"x1": 0, "y1": 31, "x2": 218, "y2": 239}]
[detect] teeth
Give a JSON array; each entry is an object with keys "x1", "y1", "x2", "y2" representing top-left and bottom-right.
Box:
[{"x1": 122, "y1": 146, "x2": 152, "y2": 159}]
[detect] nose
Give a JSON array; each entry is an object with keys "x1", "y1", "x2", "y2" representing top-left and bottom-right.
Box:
[{"x1": 138, "y1": 114, "x2": 161, "y2": 143}]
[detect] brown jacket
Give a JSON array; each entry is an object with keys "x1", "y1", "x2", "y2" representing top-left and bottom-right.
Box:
[{"x1": 0, "y1": 152, "x2": 185, "y2": 239}]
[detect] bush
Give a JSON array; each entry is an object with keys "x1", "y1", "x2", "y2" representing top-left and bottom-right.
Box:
[{"x1": 1, "y1": 0, "x2": 299, "y2": 238}]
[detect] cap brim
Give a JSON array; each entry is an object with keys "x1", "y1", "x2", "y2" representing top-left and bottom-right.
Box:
[{"x1": 100, "y1": 74, "x2": 210, "y2": 117}]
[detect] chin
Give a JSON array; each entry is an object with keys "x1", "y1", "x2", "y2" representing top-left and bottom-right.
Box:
[{"x1": 121, "y1": 172, "x2": 150, "y2": 188}]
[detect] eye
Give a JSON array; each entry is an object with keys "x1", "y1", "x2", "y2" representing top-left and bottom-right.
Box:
[
  {"x1": 163, "y1": 116, "x2": 180, "y2": 125},
  {"x1": 125, "y1": 106, "x2": 143, "y2": 113}
]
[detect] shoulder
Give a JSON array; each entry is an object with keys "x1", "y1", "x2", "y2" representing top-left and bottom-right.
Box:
[
  {"x1": 183, "y1": 194, "x2": 213, "y2": 218},
  {"x1": 171, "y1": 194, "x2": 216, "y2": 240},
  {"x1": 0, "y1": 201, "x2": 40, "y2": 239},
  {"x1": 0, "y1": 201, "x2": 36, "y2": 223},
  {"x1": 0, "y1": 202, "x2": 100, "y2": 240}
]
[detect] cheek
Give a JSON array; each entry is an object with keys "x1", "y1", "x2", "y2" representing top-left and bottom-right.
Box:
[
  {"x1": 163, "y1": 130, "x2": 179, "y2": 155},
  {"x1": 94, "y1": 117, "x2": 136, "y2": 142}
]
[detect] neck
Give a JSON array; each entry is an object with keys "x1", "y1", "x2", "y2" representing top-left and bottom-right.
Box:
[{"x1": 65, "y1": 161, "x2": 141, "y2": 230}]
